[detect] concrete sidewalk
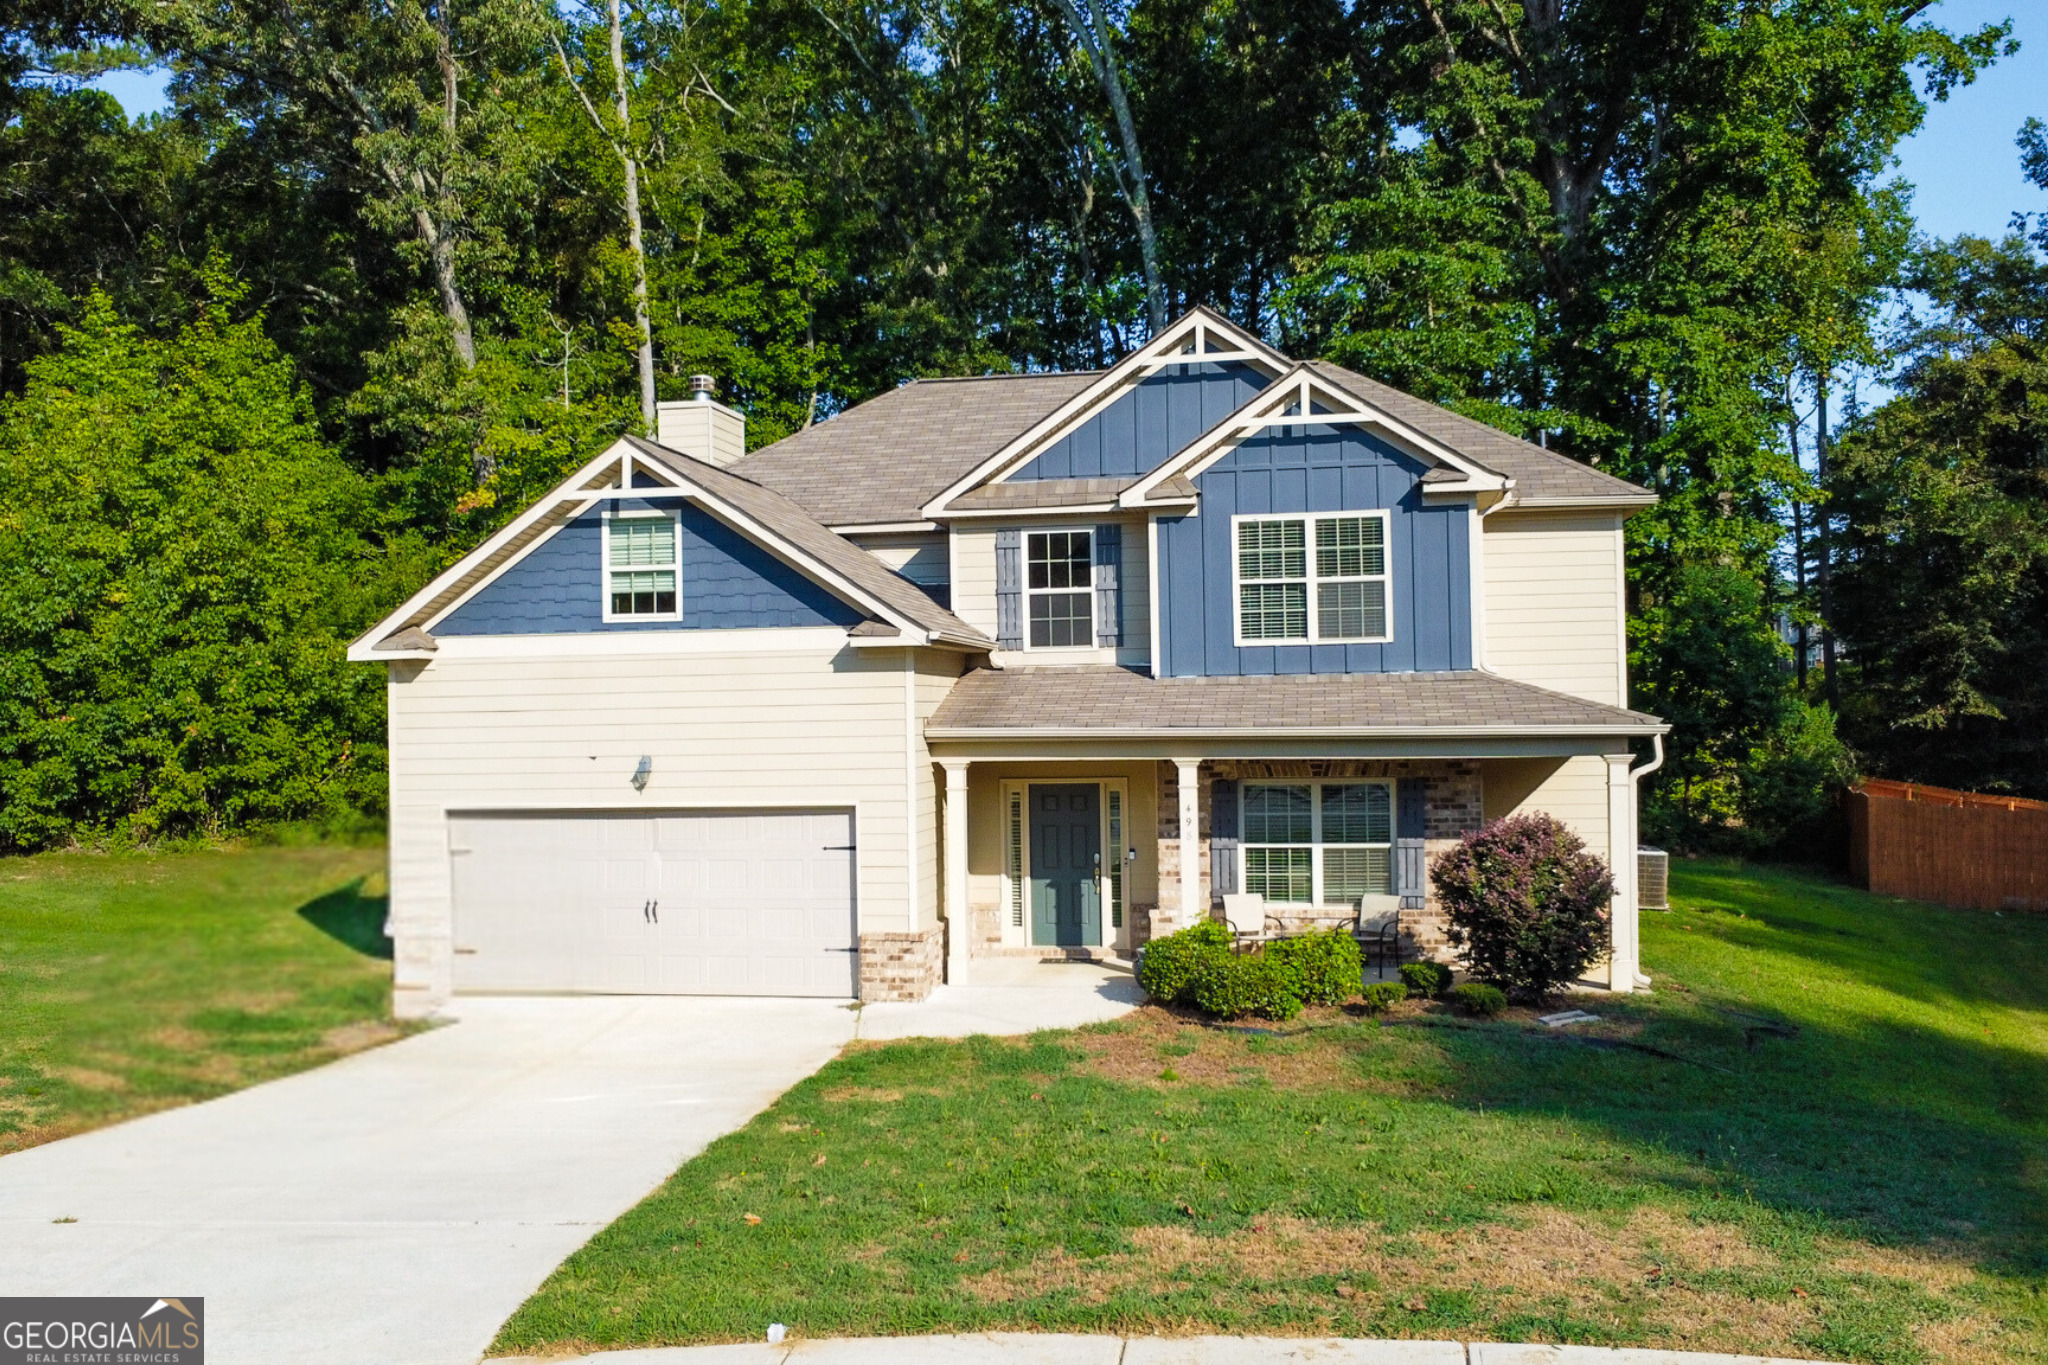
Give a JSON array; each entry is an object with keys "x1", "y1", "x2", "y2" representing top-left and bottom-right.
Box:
[{"x1": 502, "y1": 1333, "x2": 1839, "y2": 1365}]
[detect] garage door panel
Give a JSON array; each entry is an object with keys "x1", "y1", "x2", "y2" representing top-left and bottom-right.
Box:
[{"x1": 451, "y1": 809, "x2": 856, "y2": 997}]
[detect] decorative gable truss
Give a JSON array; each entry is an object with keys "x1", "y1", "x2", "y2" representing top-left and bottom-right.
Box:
[
  {"x1": 347, "y1": 437, "x2": 994, "y2": 661},
  {"x1": 922, "y1": 306, "x2": 1291, "y2": 519},
  {"x1": 1118, "y1": 366, "x2": 1515, "y2": 510}
]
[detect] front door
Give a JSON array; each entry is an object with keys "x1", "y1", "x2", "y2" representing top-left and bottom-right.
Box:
[{"x1": 1029, "y1": 784, "x2": 1101, "y2": 947}]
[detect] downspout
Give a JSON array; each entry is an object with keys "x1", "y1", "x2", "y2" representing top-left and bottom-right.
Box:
[{"x1": 1624, "y1": 733, "x2": 1664, "y2": 989}]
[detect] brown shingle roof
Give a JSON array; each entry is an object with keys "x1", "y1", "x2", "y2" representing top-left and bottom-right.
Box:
[
  {"x1": 730, "y1": 372, "x2": 1100, "y2": 527},
  {"x1": 951, "y1": 476, "x2": 1136, "y2": 511},
  {"x1": 927, "y1": 667, "x2": 1664, "y2": 735},
  {"x1": 628, "y1": 437, "x2": 994, "y2": 648},
  {"x1": 1305, "y1": 362, "x2": 1655, "y2": 507}
]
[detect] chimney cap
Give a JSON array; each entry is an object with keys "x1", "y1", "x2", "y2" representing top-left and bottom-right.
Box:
[{"x1": 689, "y1": 374, "x2": 717, "y2": 402}]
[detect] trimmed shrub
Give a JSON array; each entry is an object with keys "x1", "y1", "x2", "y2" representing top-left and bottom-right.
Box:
[
  {"x1": 1135, "y1": 920, "x2": 1233, "y2": 1004},
  {"x1": 1398, "y1": 961, "x2": 1451, "y2": 998},
  {"x1": 1359, "y1": 981, "x2": 1408, "y2": 1014},
  {"x1": 1264, "y1": 929, "x2": 1363, "y2": 1006},
  {"x1": 1450, "y1": 981, "x2": 1507, "y2": 1017},
  {"x1": 1189, "y1": 952, "x2": 1304, "y2": 1021},
  {"x1": 1431, "y1": 813, "x2": 1614, "y2": 1002}
]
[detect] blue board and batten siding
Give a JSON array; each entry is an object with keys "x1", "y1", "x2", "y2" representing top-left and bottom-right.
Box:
[
  {"x1": 435, "y1": 502, "x2": 862, "y2": 635},
  {"x1": 1157, "y1": 426, "x2": 1471, "y2": 676},
  {"x1": 1012, "y1": 362, "x2": 1269, "y2": 480}
]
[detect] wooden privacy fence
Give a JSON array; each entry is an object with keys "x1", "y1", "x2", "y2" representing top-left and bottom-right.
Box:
[{"x1": 1845, "y1": 778, "x2": 2048, "y2": 911}]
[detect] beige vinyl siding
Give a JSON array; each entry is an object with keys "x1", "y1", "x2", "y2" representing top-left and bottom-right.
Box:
[
  {"x1": 1483, "y1": 510, "x2": 1626, "y2": 707},
  {"x1": 950, "y1": 525, "x2": 998, "y2": 639},
  {"x1": 853, "y1": 533, "x2": 949, "y2": 591},
  {"x1": 384, "y1": 637, "x2": 927, "y2": 1013}
]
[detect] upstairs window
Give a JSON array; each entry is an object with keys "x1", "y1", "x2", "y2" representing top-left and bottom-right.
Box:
[
  {"x1": 605, "y1": 511, "x2": 680, "y2": 620},
  {"x1": 1234, "y1": 512, "x2": 1390, "y2": 645},
  {"x1": 1026, "y1": 529, "x2": 1093, "y2": 647}
]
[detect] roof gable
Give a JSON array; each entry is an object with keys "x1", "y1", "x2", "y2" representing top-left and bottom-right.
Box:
[
  {"x1": 348, "y1": 438, "x2": 993, "y2": 660},
  {"x1": 923, "y1": 306, "x2": 1289, "y2": 516}
]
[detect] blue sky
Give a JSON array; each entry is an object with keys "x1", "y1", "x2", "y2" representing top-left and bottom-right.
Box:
[{"x1": 84, "y1": 1, "x2": 2044, "y2": 245}]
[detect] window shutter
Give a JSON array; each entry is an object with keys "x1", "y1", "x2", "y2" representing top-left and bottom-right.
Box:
[
  {"x1": 1396, "y1": 779, "x2": 1428, "y2": 909},
  {"x1": 1093, "y1": 523, "x2": 1123, "y2": 647},
  {"x1": 995, "y1": 528, "x2": 1022, "y2": 650},
  {"x1": 1211, "y1": 777, "x2": 1239, "y2": 899}
]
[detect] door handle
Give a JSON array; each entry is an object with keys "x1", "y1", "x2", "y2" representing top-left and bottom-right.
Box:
[
  {"x1": 823, "y1": 844, "x2": 856, "y2": 851},
  {"x1": 650, "y1": 900, "x2": 659, "y2": 924},
  {"x1": 642, "y1": 899, "x2": 651, "y2": 923}
]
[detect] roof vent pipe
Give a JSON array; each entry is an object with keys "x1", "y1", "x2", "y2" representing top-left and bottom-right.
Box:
[{"x1": 689, "y1": 374, "x2": 717, "y2": 403}]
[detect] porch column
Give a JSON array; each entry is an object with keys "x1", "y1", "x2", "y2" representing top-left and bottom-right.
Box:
[
  {"x1": 1176, "y1": 758, "x2": 1202, "y2": 929},
  {"x1": 942, "y1": 760, "x2": 970, "y2": 987},
  {"x1": 1605, "y1": 753, "x2": 1638, "y2": 992}
]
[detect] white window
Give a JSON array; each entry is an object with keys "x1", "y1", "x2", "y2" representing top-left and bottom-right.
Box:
[
  {"x1": 1242, "y1": 781, "x2": 1394, "y2": 904},
  {"x1": 603, "y1": 510, "x2": 681, "y2": 620},
  {"x1": 1026, "y1": 529, "x2": 1093, "y2": 648},
  {"x1": 1233, "y1": 512, "x2": 1391, "y2": 645}
]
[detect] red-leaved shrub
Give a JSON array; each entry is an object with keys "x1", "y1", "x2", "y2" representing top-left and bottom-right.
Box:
[{"x1": 1431, "y1": 813, "x2": 1613, "y2": 1001}]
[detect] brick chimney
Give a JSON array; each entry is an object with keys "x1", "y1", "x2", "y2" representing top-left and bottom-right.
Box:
[{"x1": 654, "y1": 374, "x2": 745, "y2": 467}]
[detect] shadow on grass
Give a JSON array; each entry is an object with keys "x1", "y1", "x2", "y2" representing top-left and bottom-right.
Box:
[{"x1": 297, "y1": 878, "x2": 391, "y2": 959}]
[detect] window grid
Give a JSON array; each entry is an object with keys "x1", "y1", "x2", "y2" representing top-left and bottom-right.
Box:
[
  {"x1": 1025, "y1": 529, "x2": 1094, "y2": 648},
  {"x1": 606, "y1": 512, "x2": 680, "y2": 618},
  {"x1": 1241, "y1": 781, "x2": 1395, "y2": 904},
  {"x1": 1233, "y1": 513, "x2": 1392, "y2": 645}
]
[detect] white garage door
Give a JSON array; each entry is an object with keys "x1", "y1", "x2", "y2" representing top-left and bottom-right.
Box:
[{"x1": 448, "y1": 810, "x2": 857, "y2": 997}]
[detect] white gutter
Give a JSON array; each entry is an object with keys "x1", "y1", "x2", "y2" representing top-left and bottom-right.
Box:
[{"x1": 926, "y1": 722, "x2": 1670, "y2": 741}]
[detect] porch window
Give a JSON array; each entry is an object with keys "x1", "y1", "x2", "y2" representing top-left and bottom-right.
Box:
[
  {"x1": 1234, "y1": 512, "x2": 1391, "y2": 645},
  {"x1": 605, "y1": 511, "x2": 680, "y2": 619},
  {"x1": 1243, "y1": 781, "x2": 1394, "y2": 904},
  {"x1": 1026, "y1": 529, "x2": 1093, "y2": 647}
]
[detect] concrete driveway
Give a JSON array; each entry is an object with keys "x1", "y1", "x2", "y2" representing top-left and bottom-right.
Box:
[{"x1": 0, "y1": 977, "x2": 1138, "y2": 1365}]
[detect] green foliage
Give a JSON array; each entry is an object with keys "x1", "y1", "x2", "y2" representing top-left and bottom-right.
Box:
[
  {"x1": 0, "y1": 283, "x2": 393, "y2": 850},
  {"x1": 1433, "y1": 814, "x2": 1613, "y2": 1003},
  {"x1": 1359, "y1": 980, "x2": 1408, "y2": 1014},
  {"x1": 1134, "y1": 920, "x2": 1232, "y2": 1005},
  {"x1": 1829, "y1": 230, "x2": 2048, "y2": 797},
  {"x1": 1188, "y1": 951, "x2": 1303, "y2": 1022},
  {"x1": 1448, "y1": 981, "x2": 1506, "y2": 1017},
  {"x1": 1399, "y1": 961, "x2": 1451, "y2": 999},
  {"x1": 1262, "y1": 929, "x2": 1363, "y2": 1006}
]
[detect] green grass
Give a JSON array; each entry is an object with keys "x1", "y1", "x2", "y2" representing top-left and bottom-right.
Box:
[
  {"x1": 495, "y1": 860, "x2": 2048, "y2": 1364},
  {"x1": 0, "y1": 842, "x2": 405, "y2": 1151}
]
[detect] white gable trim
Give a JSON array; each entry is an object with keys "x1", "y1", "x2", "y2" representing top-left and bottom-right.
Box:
[
  {"x1": 921, "y1": 307, "x2": 1289, "y2": 517},
  {"x1": 348, "y1": 440, "x2": 936, "y2": 662},
  {"x1": 1119, "y1": 366, "x2": 1514, "y2": 508}
]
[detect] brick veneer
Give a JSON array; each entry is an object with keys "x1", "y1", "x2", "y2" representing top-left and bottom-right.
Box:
[
  {"x1": 858, "y1": 928, "x2": 941, "y2": 1002},
  {"x1": 1150, "y1": 759, "x2": 1485, "y2": 964}
]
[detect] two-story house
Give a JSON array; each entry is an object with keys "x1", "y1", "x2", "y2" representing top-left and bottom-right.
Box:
[{"x1": 351, "y1": 308, "x2": 1667, "y2": 1016}]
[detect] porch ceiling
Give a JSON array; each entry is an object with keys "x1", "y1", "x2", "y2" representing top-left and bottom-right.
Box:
[{"x1": 926, "y1": 666, "x2": 1665, "y2": 760}]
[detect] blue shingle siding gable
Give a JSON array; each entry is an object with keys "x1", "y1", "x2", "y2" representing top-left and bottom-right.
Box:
[
  {"x1": 435, "y1": 501, "x2": 863, "y2": 635},
  {"x1": 1156, "y1": 425, "x2": 1472, "y2": 677},
  {"x1": 1011, "y1": 362, "x2": 1269, "y2": 480}
]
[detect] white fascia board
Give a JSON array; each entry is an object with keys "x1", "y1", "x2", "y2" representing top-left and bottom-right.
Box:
[
  {"x1": 1512, "y1": 493, "x2": 1660, "y2": 511},
  {"x1": 349, "y1": 440, "x2": 660, "y2": 656},
  {"x1": 399, "y1": 625, "x2": 853, "y2": 661},
  {"x1": 924, "y1": 721, "x2": 1670, "y2": 741},
  {"x1": 938, "y1": 503, "x2": 1123, "y2": 521},
  {"x1": 830, "y1": 520, "x2": 942, "y2": 535},
  {"x1": 921, "y1": 308, "x2": 1290, "y2": 517}
]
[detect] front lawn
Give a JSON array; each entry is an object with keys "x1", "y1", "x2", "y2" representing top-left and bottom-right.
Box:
[
  {"x1": 495, "y1": 860, "x2": 2048, "y2": 1364},
  {"x1": 0, "y1": 841, "x2": 405, "y2": 1152}
]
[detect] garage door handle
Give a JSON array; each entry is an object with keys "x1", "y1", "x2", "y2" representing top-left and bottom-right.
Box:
[
  {"x1": 823, "y1": 844, "x2": 856, "y2": 851},
  {"x1": 824, "y1": 947, "x2": 858, "y2": 953},
  {"x1": 642, "y1": 899, "x2": 651, "y2": 923},
  {"x1": 650, "y1": 900, "x2": 659, "y2": 924}
]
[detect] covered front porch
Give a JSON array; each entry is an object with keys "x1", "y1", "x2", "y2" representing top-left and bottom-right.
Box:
[{"x1": 925, "y1": 667, "x2": 1668, "y2": 993}]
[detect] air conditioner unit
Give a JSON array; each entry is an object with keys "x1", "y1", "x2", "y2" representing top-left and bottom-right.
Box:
[{"x1": 1637, "y1": 847, "x2": 1670, "y2": 910}]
